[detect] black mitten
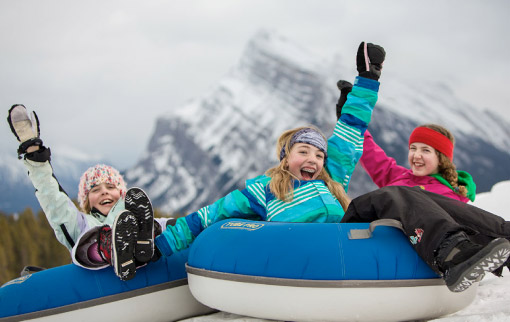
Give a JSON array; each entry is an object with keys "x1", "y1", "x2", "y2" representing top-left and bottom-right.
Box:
[
  {"x1": 336, "y1": 80, "x2": 353, "y2": 120},
  {"x1": 356, "y1": 42, "x2": 386, "y2": 80}
]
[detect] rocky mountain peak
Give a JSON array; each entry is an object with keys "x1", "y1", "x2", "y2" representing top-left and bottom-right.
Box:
[{"x1": 124, "y1": 31, "x2": 510, "y2": 214}]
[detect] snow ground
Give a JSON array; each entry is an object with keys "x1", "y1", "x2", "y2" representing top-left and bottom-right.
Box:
[{"x1": 179, "y1": 181, "x2": 510, "y2": 322}]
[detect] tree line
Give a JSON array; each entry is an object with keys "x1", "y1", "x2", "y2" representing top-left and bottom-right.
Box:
[
  {"x1": 0, "y1": 208, "x2": 70, "y2": 285},
  {"x1": 0, "y1": 207, "x2": 174, "y2": 285}
]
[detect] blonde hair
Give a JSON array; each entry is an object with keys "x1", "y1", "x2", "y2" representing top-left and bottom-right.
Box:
[
  {"x1": 83, "y1": 198, "x2": 92, "y2": 213},
  {"x1": 420, "y1": 124, "x2": 467, "y2": 198},
  {"x1": 265, "y1": 126, "x2": 351, "y2": 210}
]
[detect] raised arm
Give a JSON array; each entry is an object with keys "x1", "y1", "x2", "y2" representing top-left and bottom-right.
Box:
[
  {"x1": 326, "y1": 42, "x2": 385, "y2": 191},
  {"x1": 7, "y1": 105, "x2": 88, "y2": 251}
]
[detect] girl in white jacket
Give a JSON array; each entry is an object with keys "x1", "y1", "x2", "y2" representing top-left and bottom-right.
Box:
[{"x1": 7, "y1": 105, "x2": 167, "y2": 280}]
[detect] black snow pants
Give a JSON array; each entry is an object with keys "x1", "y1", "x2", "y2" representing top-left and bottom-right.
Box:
[{"x1": 341, "y1": 186, "x2": 510, "y2": 274}]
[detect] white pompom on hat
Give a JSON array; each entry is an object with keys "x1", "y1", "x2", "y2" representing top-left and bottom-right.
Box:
[{"x1": 77, "y1": 164, "x2": 127, "y2": 211}]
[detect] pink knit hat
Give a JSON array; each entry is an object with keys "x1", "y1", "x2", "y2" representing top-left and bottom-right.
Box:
[{"x1": 77, "y1": 164, "x2": 127, "y2": 211}]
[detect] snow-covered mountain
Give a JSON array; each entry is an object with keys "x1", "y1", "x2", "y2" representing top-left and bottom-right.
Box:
[
  {"x1": 0, "y1": 146, "x2": 111, "y2": 213},
  {"x1": 124, "y1": 30, "x2": 510, "y2": 214},
  {"x1": 2, "y1": 30, "x2": 508, "y2": 215}
]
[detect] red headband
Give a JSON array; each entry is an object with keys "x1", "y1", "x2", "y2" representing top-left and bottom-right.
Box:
[{"x1": 408, "y1": 127, "x2": 454, "y2": 161}]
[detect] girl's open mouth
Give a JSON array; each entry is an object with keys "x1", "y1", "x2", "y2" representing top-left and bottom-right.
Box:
[
  {"x1": 301, "y1": 168, "x2": 316, "y2": 180},
  {"x1": 100, "y1": 199, "x2": 113, "y2": 205}
]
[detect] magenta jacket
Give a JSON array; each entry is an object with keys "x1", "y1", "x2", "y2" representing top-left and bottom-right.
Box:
[{"x1": 360, "y1": 130, "x2": 469, "y2": 203}]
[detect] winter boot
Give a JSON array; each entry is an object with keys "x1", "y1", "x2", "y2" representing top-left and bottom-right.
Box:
[
  {"x1": 99, "y1": 211, "x2": 139, "y2": 281},
  {"x1": 491, "y1": 254, "x2": 510, "y2": 277},
  {"x1": 436, "y1": 232, "x2": 510, "y2": 292},
  {"x1": 98, "y1": 225, "x2": 113, "y2": 263},
  {"x1": 125, "y1": 187, "x2": 154, "y2": 263},
  {"x1": 336, "y1": 80, "x2": 353, "y2": 120}
]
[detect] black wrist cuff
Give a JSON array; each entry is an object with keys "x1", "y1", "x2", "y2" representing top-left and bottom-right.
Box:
[
  {"x1": 24, "y1": 146, "x2": 51, "y2": 162},
  {"x1": 17, "y1": 138, "x2": 43, "y2": 158},
  {"x1": 359, "y1": 71, "x2": 380, "y2": 81}
]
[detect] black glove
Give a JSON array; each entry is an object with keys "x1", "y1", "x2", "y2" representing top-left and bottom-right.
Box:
[
  {"x1": 356, "y1": 42, "x2": 386, "y2": 80},
  {"x1": 336, "y1": 80, "x2": 353, "y2": 120}
]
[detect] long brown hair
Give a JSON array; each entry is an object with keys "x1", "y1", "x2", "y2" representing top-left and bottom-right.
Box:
[
  {"x1": 265, "y1": 126, "x2": 351, "y2": 210},
  {"x1": 419, "y1": 124, "x2": 467, "y2": 198}
]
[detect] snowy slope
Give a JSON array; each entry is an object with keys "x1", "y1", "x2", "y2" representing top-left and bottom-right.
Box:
[{"x1": 179, "y1": 181, "x2": 510, "y2": 322}]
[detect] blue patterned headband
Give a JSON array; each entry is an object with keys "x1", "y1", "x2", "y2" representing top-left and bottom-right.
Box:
[{"x1": 279, "y1": 128, "x2": 328, "y2": 161}]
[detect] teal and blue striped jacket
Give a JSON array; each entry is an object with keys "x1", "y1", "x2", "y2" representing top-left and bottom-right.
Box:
[{"x1": 155, "y1": 76, "x2": 379, "y2": 256}]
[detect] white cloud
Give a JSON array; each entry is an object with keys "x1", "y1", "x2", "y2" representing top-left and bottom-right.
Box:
[{"x1": 1, "y1": 0, "x2": 509, "y2": 168}]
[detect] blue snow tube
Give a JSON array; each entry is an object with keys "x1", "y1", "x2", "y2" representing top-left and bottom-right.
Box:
[
  {"x1": 185, "y1": 220, "x2": 477, "y2": 322},
  {"x1": 0, "y1": 249, "x2": 212, "y2": 321},
  {"x1": 187, "y1": 219, "x2": 439, "y2": 280}
]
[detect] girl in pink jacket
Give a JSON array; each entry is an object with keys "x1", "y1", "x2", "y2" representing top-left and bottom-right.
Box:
[
  {"x1": 360, "y1": 125, "x2": 476, "y2": 202},
  {"x1": 335, "y1": 74, "x2": 508, "y2": 294},
  {"x1": 335, "y1": 81, "x2": 475, "y2": 203}
]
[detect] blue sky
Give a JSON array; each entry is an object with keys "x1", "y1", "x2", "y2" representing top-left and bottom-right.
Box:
[{"x1": 1, "y1": 0, "x2": 509, "y2": 169}]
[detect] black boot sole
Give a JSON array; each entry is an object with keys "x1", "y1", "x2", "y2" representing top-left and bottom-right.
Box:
[
  {"x1": 446, "y1": 238, "x2": 510, "y2": 292},
  {"x1": 125, "y1": 187, "x2": 154, "y2": 263},
  {"x1": 112, "y1": 211, "x2": 138, "y2": 281}
]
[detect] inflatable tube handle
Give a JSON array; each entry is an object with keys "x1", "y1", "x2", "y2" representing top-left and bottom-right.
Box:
[
  {"x1": 348, "y1": 219, "x2": 404, "y2": 239},
  {"x1": 20, "y1": 265, "x2": 46, "y2": 276}
]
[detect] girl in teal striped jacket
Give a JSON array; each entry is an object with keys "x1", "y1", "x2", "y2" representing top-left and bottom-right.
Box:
[{"x1": 155, "y1": 42, "x2": 385, "y2": 258}]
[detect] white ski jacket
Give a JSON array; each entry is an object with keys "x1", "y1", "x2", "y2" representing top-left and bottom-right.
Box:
[{"x1": 24, "y1": 160, "x2": 167, "y2": 254}]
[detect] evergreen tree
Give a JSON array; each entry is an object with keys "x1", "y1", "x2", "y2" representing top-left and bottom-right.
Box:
[
  {"x1": 0, "y1": 209, "x2": 70, "y2": 285},
  {"x1": 0, "y1": 213, "x2": 15, "y2": 283}
]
